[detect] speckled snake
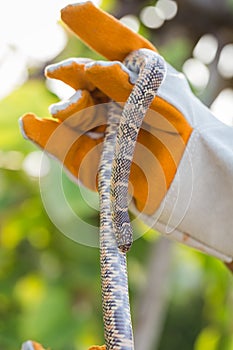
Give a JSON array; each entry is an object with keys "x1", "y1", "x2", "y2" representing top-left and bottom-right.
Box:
[
  {"x1": 21, "y1": 49, "x2": 166, "y2": 350},
  {"x1": 98, "y1": 49, "x2": 166, "y2": 349}
]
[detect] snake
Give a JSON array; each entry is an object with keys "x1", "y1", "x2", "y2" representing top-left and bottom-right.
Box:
[
  {"x1": 21, "y1": 49, "x2": 166, "y2": 350},
  {"x1": 98, "y1": 49, "x2": 166, "y2": 349}
]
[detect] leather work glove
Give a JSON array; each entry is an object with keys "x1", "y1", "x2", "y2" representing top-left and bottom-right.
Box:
[{"x1": 20, "y1": 2, "x2": 233, "y2": 264}]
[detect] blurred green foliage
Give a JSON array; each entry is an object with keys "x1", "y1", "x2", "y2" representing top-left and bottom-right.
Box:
[{"x1": 0, "y1": 1, "x2": 233, "y2": 350}]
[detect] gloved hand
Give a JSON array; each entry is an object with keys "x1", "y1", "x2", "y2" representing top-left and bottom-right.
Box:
[
  {"x1": 20, "y1": 1, "x2": 233, "y2": 263},
  {"x1": 20, "y1": 1, "x2": 191, "y2": 214}
]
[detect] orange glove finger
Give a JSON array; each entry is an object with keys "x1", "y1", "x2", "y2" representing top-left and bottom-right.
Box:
[
  {"x1": 20, "y1": 113, "x2": 103, "y2": 191},
  {"x1": 45, "y1": 58, "x2": 110, "y2": 129},
  {"x1": 20, "y1": 113, "x2": 60, "y2": 147},
  {"x1": 49, "y1": 89, "x2": 108, "y2": 131},
  {"x1": 61, "y1": 1, "x2": 156, "y2": 61},
  {"x1": 86, "y1": 61, "x2": 133, "y2": 103},
  {"x1": 45, "y1": 58, "x2": 96, "y2": 91},
  {"x1": 21, "y1": 341, "x2": 46, "y2": 350},
  {"x1": 50, "y1": 89, "x2": 94, "y2": 122}
]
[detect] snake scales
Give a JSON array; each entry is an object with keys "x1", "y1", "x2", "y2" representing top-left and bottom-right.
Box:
[
  {"x1": 98, "y1": 49, "x2": 166, "y2": 349},
  {"x1": 21, "y1": 49, "x2": 166, "y2": 350}
]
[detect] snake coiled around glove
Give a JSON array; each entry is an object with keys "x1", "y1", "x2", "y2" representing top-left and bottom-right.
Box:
[{"x1": 98, "y1": 49, "x2": 166, "y2": 350}]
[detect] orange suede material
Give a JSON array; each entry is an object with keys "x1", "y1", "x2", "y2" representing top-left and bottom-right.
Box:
[
  {"x1": 86, "y1": 64, "x2": 132, "y2": 102},
  {"x1": 61, "y1": 2, "x2": 156, "y2": 62},
  {"x1": 152, "y1": 97, "x2": 192, "y2": 143},
  {"x1": 50, "y1": 91, "x2": 108, "y2": 132},
  {"x1": 31, "y1": 341, "x2": 46, "y2": 350},
  {"x1": 88, "y1": 346, "x2": 106, "y2": 350},
  {"x1": 21, "y1": 113, "x2": 102, "y2": 192},
  {"x1": 50, "y1": 90, "x2": 95, "y2": 122},
  {"x1": 46, "y1": 59, "x2": 95, "y2": 91},
  {"x1": 225, "y1": 262, "x2": 233, "y2": 273},
  {"x1": 130, "y1": 127, "x2": 185, "y2": 214},
  {"x1": 22, "y1": 113, "x2": 60, "y2": 144}
]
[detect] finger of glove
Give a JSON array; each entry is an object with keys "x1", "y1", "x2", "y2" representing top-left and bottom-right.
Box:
[
  {"x1": 50, "y1": 89, "x2": 94, "y2": 123},
  {"x1": 49, "y1": 90, "x2": 108, "y2": 131},
  {"x1": 20, "y1": 113, "x2": 102, "y2": 191},
  {"x1": 20, "y1": 113, "x2": 81, "y2": 162},
  {"x1": 61, "y1": 1, "x2": 156, "y2": 62},
  {"x1": 46, "y1": 58, "x2": 108, "y2": 105},
  {"x1": 20, "y1": 113, "x2": 61, "y2": 148},
  {"x1": 45, "y1": 58, "x2": 96, "y2": 91},
  {"x1": 86, "y1": 61, "x2": 133, "y2": 103},
  {"x1": 21, "y1": 340, "x2": 45, "y2": 350}
]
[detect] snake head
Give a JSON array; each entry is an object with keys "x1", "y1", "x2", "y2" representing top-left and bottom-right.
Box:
[{"x1": 114, "y1": 219, "x2": 133, "y2": 253}]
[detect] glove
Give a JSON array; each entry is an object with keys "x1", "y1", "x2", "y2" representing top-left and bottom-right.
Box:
[
  {"x1": 20, "y1": 2, "x2": 233, "y2": 263},
  {"x1": 20, "y1": 1, "x2": 191, "y2": 214}
]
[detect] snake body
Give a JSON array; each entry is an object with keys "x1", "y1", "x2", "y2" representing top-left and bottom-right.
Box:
[
  {"x1": 98, "y1": 49, "x2": 166, "y2": 349},
  {"x1": 98, "y1": 102, "x2": 134, "y2": 349},
  {"x1": 110, "y1": 49, "x2": 166, "y2": 253},
  {"x1": 21, "y1": 50, "x2": 166, "y2": 350}
]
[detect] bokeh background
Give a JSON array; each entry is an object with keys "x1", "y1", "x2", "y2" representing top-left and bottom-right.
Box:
[{"x1": 0, "y1": 0, "x2": 233, "y2": 349}]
